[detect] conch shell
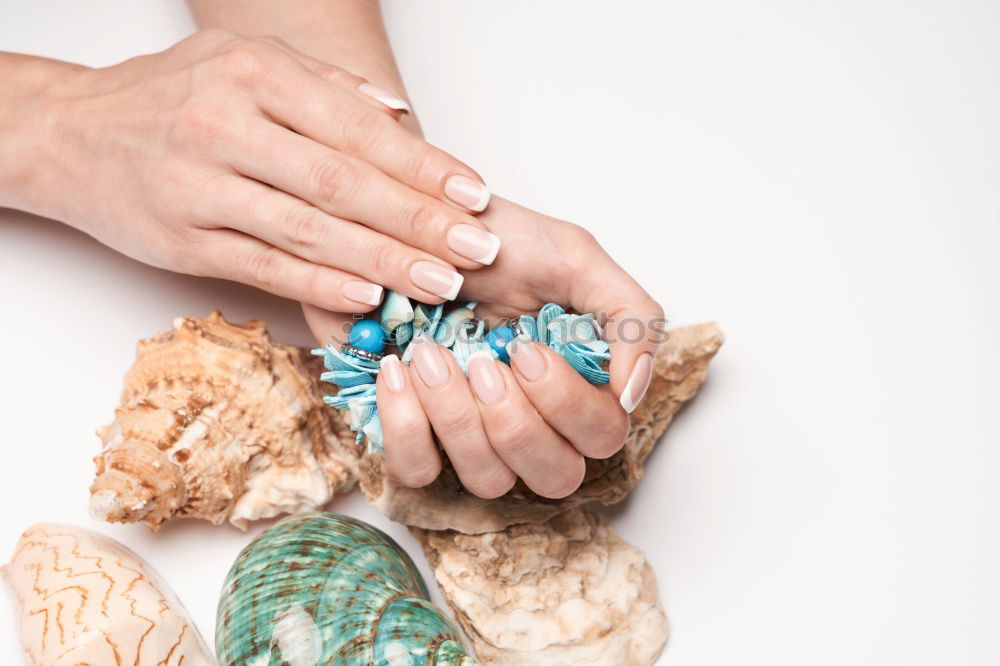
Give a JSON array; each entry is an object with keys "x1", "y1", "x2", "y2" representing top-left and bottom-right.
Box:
[
  {"x1": 90, "y1": 311, "x2": 358, "y2": 530},
  {"x1": 3, "y1": 523, "x2": 215, "y2": 665},
  {"x1": 358, "y1": 322, "x2": 723, "y2": 533},
  {"x1": 413, "y1": 508, "x2": 667, "y2": 665},
  {"x1": 215, "y1": 512, "x2": 476, "y2": 665}
]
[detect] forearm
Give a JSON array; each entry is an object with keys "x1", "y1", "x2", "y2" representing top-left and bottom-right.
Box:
[
  {"x1": 0, "y1": 53, "x2": 87, "y2": 215},
  {"x1": 185, "y1": 0, "x2": 420, "y2": 134}
]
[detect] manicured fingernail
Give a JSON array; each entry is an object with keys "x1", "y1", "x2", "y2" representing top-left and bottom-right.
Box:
[
  {"x1": 358, "y1": 82, "x2": 411, "y2": 113},
  {"x1": 342, "y1": 280, "x2": 384, "y2": 306},
  {"x1": 508, "y1": 337, "x2": 545, "y2": 381},
  {"x1": 410, "y1": 261, "x2": 464, "y2": 300},
  {"x1": 412, "y1": 340, "x2": 449, "y2": 388},
  {"x1": 447, "y1": 224, "x2": 501, "y2": 265},
  {"x1": 380, "y1": 355, "x2": 406, "y2": 392},
  {"x1": 620, "y1": 352, "x2": 653, "y2": 414},
  {"x1": 468, "y1": 353, "x2": 505, "y2": 404},
  {"x1": 444, "y1": 175, "x2": 491, "y2": 212}
]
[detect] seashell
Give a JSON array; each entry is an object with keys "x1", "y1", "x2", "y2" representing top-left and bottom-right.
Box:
[
  {"x1": 215, "y1": 512, "x2": 476, "y2": 665},
  {"x1": 3, "y1": 523, "x2": 215, "y2": 665},
  {"x1": 90, "y1": 311, "x2": 359, "y2": 530},
  {"x1": 432, "y1": 302, "x2": 477, "y2": 348},
  {"x1": 546, "y1": 313, "x2": 611, "y2": 384},
  {"x1": 381, "y1": 291, "x2": 415, "y2": 347},
  {"x1": 413, "y1": 507, "x2": 667, "y2": 665},
  {"x1": 451, "y1": 319, "x2": 498, "y2": 373},
  {"x1": 534, "y1": 303, "x2": 564, "y2": 344},
  {"x1": 357, "y1": 322, "x2": 723, "y2": 533}
]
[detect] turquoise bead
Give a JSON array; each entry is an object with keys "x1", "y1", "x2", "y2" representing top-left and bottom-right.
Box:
[
  {"x1": 348, "y1": 319, "x2": 386, "y2": 354},
  {"x1": 215, "y1": 512, "x2": 475, "y2": 666},
  {"x1": 485, "y1": 326, "x2": 516, "y2": 363}
]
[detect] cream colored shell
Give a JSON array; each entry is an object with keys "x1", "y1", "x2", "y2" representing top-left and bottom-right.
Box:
[
  {"x1": 414, "y1": 508, "x2": 667, "y2": 665},
  {"x1": 90, "y1": 311, "x2": 358, "y2": 530},
  {"x1": 359, "y1": 322, "x2": 724, "y2": 533},
  {"x1": 3, "y1": 523, "x2": 215, "y2": 665}
]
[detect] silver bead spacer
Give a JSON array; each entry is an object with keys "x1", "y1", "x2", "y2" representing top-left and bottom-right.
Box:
[{"x1": 341, "y1": 344, "x2": 384, "y2": 362}]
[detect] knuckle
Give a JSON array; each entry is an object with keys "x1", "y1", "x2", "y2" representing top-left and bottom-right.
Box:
[
  {"x1": 405, "y1": 149, "x2": 438, "y2": 184},
  {"x1": 466, "y1": 470, "x2": 516, "y2": 499},
  {"x1": 170, "y1": 101, "x2": 226, "y2": 146},
  {"x1": 402, "y1": 201, "x2": 440, "y2": 242},
  {"x1": 489, "y1": 420, "x2": 537, "y2": 459},
  {"x1": 311, "y1": 157, "x2": 357, "y2": 205},
  {"x1": 218, "y1": 43, "x2": 269, "y2": 84},
  {"x1": 340, "y1": 108, "x2": 387, "y2": 153},
  {"x1": 244, "y1": 247, "x2": 283, "y2": 289},
  {"x1": 317, "y1": 64, "x2": 346, "y2": 82},
  {"x1": 564, "y1": 221, "x2": 596, "y2": 246},
  {"x1": 357, "y1": 236, "x2": 390, "y2": 277},
  {"x1": 434, "y1": 408, "x2": 480, "y2": 437},
  {"x1": 281, "y1": 205, "x2": 327, "y2": 249}
]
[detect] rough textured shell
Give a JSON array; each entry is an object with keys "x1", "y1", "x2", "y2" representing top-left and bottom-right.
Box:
[
  {"x1": 90, "y1": 311, "x2": 358, "y2": 530},
  {"x1": 216, "y1": 512, "x2": 476, "y2": 665},
  {"x1": 413, "y1": 508, "x2": 667, "y2": 665},
  {"x1": 3, "y1": 523, "x2": 215, "y2": 665},
  {"x1": 357, "y1": 322, "x2": 723, "y2": 533}
]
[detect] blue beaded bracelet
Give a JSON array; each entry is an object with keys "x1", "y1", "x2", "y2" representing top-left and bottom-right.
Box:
[{"x1": 313, "y1": 292, "x2": 611, "y2": 452}]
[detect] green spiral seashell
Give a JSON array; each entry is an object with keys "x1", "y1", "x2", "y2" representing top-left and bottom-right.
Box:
[{"x1": 216, "y1": 512, "x2": 476, "y2": 666}]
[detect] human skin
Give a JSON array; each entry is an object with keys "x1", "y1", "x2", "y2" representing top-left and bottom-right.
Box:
[
  {"x1": 189, "y1": 1, "x2": 666, "y2": 498},
  {"x1": 0, "y1": 1, "x2": 664, "y2": 498},
  {"x1": 0, "y1": 34, "x2": 497, "y2": 310}
]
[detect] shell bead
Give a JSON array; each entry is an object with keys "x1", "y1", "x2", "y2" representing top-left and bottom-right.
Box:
[
  {"x1": 314, "y1": 293, "x2": 612, "y2": 452},
  {"x1": 215, "y1": 512, "x2": 475, "y2": 665},
  {"x1": 348, "y1": 318, "x2": 387, "y2": 354},
  {"x1": 484, "y1": 326, "x2": 516, "y2": 363}
]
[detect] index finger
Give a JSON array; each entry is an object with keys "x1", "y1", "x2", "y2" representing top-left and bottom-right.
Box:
[{"x1": 249, "y1": 45, "x2": 492, "y2": 213}]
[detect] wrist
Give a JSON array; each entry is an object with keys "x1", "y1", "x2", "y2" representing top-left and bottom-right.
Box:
[{"x1": 0, "y1": 54, "x2": 90, "y2": 217}]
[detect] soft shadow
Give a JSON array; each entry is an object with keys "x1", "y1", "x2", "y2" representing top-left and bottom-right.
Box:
[{"x1": 1, "y1": 208, "x2": 313, "y2": 344}]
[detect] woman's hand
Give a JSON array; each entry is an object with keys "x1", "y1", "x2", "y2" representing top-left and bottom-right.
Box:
[
  {"x1": 0, "y1": 30, "x2": 501, "y2": 310},
  {"x1": 303, "y1": 197, "x2": 665, "y2": 498}
]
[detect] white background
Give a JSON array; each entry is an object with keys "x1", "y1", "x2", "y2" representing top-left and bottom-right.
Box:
[{"x1": 1, "y1": 1, "x2": 998, "y2": 664}]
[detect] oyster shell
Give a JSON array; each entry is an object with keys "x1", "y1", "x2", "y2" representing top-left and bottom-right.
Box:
[
  {"x1": 90, "y1": 311, "x2": 358, "y2": 530},
  {"x1": 358, "y1": 322, "x2": 723, "y2": 533},
  {"x1": 215, "y1": 512, "x2": 476, "y2": 665},
  {"x1": 413, "y1": 508, "x2": 667, "y2": 665},
  {"x1": 3, "y1": 523, "x2": 215, "y2": 665}
]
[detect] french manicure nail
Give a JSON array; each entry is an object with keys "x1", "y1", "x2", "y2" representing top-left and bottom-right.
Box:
[
  {"x1": 357, "y1": 82, "x2": 411, "y2": 113},
  {"x1": 412, "y1": 340, "x2": 449, "y2": 388},
  {"x1": 508, "y1": 337, "x2": 545, "y2": 381},
  {"x1": 444, "y1": 174, "x2": 491, "y2": 212},
  {"x1": 468, "y1": 353, "x2": 505, "y2": 404},
  {"x1": 380, "y1": 355, "x2": 406, "y2": 392},
  {"x1": 447, "y1": 224, "x2": 501, "y2": 265},
  {"x1": 410, "y1": 261, "x2": 464, "y2": 300},
  {"x1": 342, "y1": 280, "x2": 384, "y2": 306},
  {"x1": 620, "y1": 352, "x2": 653, "y2": 414}
]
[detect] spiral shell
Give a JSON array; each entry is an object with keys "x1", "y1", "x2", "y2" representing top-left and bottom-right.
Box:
[
  {"x1": 215, "y1": 512, "x2": 476, "y2": 665},
  {"x1": 3, "y1": 523, "x2": 214, "y2": 665},
  {"x1": 90, "y1": 311, "x2": 358, "y2": 530}
]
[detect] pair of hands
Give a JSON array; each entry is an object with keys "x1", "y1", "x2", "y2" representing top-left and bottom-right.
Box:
[
  {"x1": 304, "y1": 198, "x2": 664, "y2": 499},
  {"x1": 11, "y1": 29, "x2": 663, "y2": 498}
]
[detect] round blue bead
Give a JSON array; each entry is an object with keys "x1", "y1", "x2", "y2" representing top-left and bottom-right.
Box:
[
  {"x1": 485, "y1": 326, "x2": 516, "y2": 364},
  {"x1": 348, "y1": 319, "x2": 386, "y2": 355}
]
